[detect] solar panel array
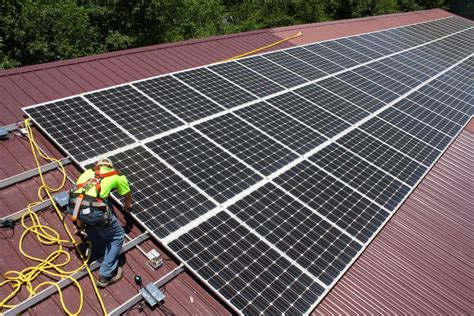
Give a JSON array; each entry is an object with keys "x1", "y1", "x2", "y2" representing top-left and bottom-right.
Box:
[{"x1": 24, "y1": 16, "x2": 473, "y2": 314}]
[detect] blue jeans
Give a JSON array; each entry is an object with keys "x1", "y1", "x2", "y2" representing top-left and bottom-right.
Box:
[{"x1": 96, "y1": 214, "x2": 125, "y2": 277}]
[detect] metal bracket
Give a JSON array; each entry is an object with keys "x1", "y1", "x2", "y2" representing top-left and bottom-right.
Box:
[
  {"x1": 0, "y1": 157, "x2": 72, "y2": 189},
  {"x1": 2, "y1": 232, "x2": 150, "y2": 316},
  {"x1": 108, "y1": 263, "x2": 186, "y2": 316}
]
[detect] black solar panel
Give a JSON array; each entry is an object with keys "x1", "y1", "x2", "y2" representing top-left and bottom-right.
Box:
[
  {"x1": 24, "y1": 97, "x2": 135, "y2": 162},
  {"x1": 337, "y1": 129, "x2": 427, "y2": 186},
  {"x1": 238, "y1": 56, "x2": 308, "y2": 88},
  {"x1": 274, "y1": 161, "x2": 389, "y2": 243},
  {"x1": 85, "y1": 85, "x2": 184, "y2": 139},
  {"x1": 310, "y1": 143, "x2": 411, "y2": 211},
  {"x1": 264, "y1": 51, "x2": 328, "y2": 81},
  {"x1": 379, "y1": 107, "x2": 452, "y2": 150},
  {"x1": 305, "y1": 43, "x2": 359, "y2": 68},
  {"x1": 196, "y1": 113, "x2": 299, "y2": 176},
  {"x1": 315, "y1": 76, "x2": 385, "y2": 113},
  {"x1": 108, "y1": 146, "x2": 216, "y2": 238},
  {"x1": 286, "y1": 47, "x2": 344, "y2": 74},
  {"x1": 228, "y1": 183, "x2": 362, "y2": 285},
  {"x1": 296, "y1": 83, "x2": 371, "y2": 123},
  {"x1": 266, "y1": 92, "x2": 350, "y2": 138},
  {"x1": 235, "y1": 101, "x2": 328, "y2": 154},
  {"x1": 175, "y1": 68, "x2": 257, "y2": 108},
  {"x1": 336, "y1": 71, "x2": 400, "y2": 103},
  {"x1": 168, "y1": 211, "x2": 326, "y2": 315},
  {"x1": 146, "y1": 128, "x2": 262, "y2": 204},
  {"x1": 134, "y1": 76, "x2": 225, "y2": 122},
  {"x1": 209, "y1": 61, "x2": 284, "y2": 97}
]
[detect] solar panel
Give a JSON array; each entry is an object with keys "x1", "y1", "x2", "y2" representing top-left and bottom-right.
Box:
[
  {"x1": 305, "y1": 43, "x2": 359, "y2": 68},
  {"x1": 263, "y1": 51, "x2": 328, "y2": 80},
  {"x1": 23, "y1": 16, "x2": 473, "y2": 315},
  {"x1": 266, "y1": 92, "x2": 351, "y2": 138},
  {"x1": 85, "y1": 85, "x2": 184, "y2": 139},
  {"x1": 174, "y1": 68, "x2": 257, "y2": 108},
  {"x1": 237, "y1": 56, "x2": 308, "y2": 88},
  {"x1": 104, "y1": 146, "x2": 216, "y2": 238},
  {"x1": 196, "y1": 113, "x2": 299, "y2": 176},
  {"x1": 133, "y1": 75, "x2": 225, "y2": 123},
  {"x1": 285, "y1": 47, "x2": 344, "y2": 74},
  {"x1": 234, "y1": 101, "x2": 328, "y2": 154},
  {"x1": 295, "y1": 83, "x2": 371, "y2": 123},
  {"x1": 209, "y1": 61, "x2": 284, "y2": 97},
  {"x1": 273, "y1": 161, "x2": 389, "y2": 243},
  {"x1": 24, "y1": 97, "x2": 135, "y2": 162},
  {"x1": 146, "y1": 128, "x2": 262, "y2": 204}
]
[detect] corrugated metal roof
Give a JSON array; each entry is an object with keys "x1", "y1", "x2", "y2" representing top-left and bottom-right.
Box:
[{"x1": 0, "y1": 8, "x2": 471, "y2": 314}]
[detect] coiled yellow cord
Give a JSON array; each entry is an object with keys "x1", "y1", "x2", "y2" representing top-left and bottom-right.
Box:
[{"x1": 0, "y1": 119, "x2": 107, "y2": 315}]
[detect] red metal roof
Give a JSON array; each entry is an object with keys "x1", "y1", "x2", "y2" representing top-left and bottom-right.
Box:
[{"x1": 0, "y1": 8, "x2": 471, "y2": 314}]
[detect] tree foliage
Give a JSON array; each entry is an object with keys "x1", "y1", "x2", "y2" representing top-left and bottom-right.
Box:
[{"x1": 0, "y1": 0, "x2": 453, "y2": 69}]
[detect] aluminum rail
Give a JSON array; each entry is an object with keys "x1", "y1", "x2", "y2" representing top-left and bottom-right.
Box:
[
  {"x1": 0, "y1": 157, "x2": 72, "y2": 189},
  {"x1": 108, "y1": 263, "x2": 186, "y2": 316}
]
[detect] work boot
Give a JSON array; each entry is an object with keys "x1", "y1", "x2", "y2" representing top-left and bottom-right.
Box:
[{"x1": 97, "y1": 267, "x2": 123, "y2": 288}]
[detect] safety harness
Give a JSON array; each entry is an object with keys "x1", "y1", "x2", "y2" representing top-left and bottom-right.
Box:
[{"x1": 69, "y1": 167, "x2": 119, "y2": 221}]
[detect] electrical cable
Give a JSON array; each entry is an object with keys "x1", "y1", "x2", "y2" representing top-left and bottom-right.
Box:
[
  {"x1": 0, "y1": 119, "x2": 107, "y2": 315},
  {"x1": 222, "y1": 31, "x2": 303, "y2": 62}
]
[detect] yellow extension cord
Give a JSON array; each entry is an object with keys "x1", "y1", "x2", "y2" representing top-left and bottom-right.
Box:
[
  {"x1": 0, "y1": 119, "x2": 107, "y2": 315},
  {"x1": 222, "y1": 31, "x2": 303, "y2": 62}
]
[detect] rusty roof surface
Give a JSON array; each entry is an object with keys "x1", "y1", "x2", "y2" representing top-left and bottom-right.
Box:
[{"x1": 0, "y1": 8, "x2": 472, "y2": 314}]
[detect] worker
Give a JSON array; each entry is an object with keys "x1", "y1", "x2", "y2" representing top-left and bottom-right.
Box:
[{"x1": 68, "y1": 157, "x2": 132, "y2": 288}]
